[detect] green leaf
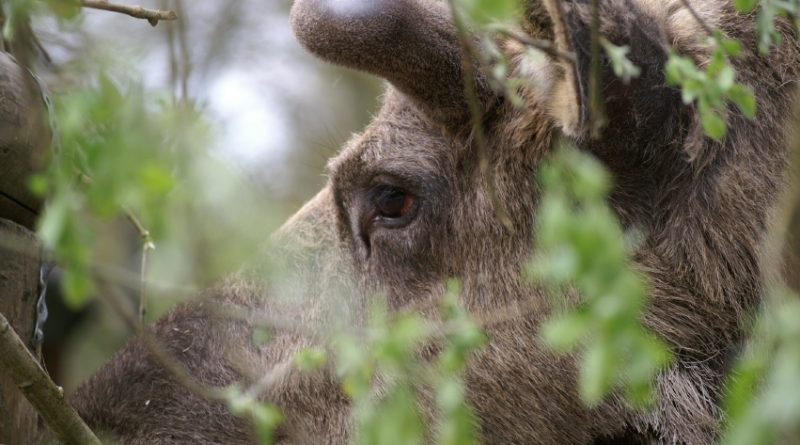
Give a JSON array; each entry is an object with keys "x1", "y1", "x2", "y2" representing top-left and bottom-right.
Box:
[
  {"x1": 252, "y1": 405, "x2": 283, "y2": 445},
  {"x1": 540, "y1": 312, "x2": 588, "y2": 351},
  {"x1": 251, "y1": 327, "x2": 272, "y2": 347},
  {"x1": 600, "y1": 38, "x2": 641, "y2": 84},
  {"x1": 733, "y1": 0, "x2": 758, "y2": 13},
  {"x1": 357, "y1": 386, "x2": 424, "y2": 445},
  {"x1": 699, "y1": 101, "x2": 727, "y2": 140},
  {"x1": 43, "y1": 0, "x2": 82, "y2": 18},
  {"x1": 294, "y1": 347, "x2": 328, "y2": 372},
  {"x1": 729, "y1": 84, "x2": 757, "y2": 119},
  {"x1": 38, "y1": 192, "x2": 70, "y2": 248},
  {"x1": 580, "y1": 342, "x2": 614, "y2": 406},
  {"x1": 459, "y1": 0, "x2": 519, "y2": 25},
  {"x1": 62, "y1": 267, "x2": 94, "y2": 308},
  {"x1": 28, "y1": 175, "x2": 49, "y2": 197},
  {"x1": 717, "y1": 65, "x2": 736, "y2": 91}
]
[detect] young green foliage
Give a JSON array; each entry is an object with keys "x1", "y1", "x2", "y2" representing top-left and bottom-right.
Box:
[
  {"x1": 33, "y1": 75, "x2": 204, "y2": 307},
  {"x1": 225, "y1": 386, "x2": 284, "y2": 445},
  {"x1": 665, "y1": 33, "x2": 756, "y2": 140},
  {"x1": 3, "y1": 0, "x2": 81, "y2": 40},
  {"x1": 32, "y1": 67, "x2": 284, "y2": 309},
  {"x1": 529, "y1": 145, "x2": 672, "y2": 407},
  {"x1": 722, "y1": 291, "x2": 800, "y2": 445},
  {"x1": 332, "y1": 282, "x2": 485, "y2": 445},
  {"x1": 601, "y1": 38, "x2": 641, "y2": 84},
  {"x1": 457, "y1": 0, "x2": 520, "y2": 25},
  {"x1": 734, "y1": 0, "x2": 800, "y2": 54}
]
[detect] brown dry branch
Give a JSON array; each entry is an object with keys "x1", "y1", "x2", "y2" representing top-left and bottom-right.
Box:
[
  {"x1": 81, "y1": 0, "x2": 178, "y2": 26},
  {"x1": 0, "y1": 312, "x2": 102, "y2": 445}
]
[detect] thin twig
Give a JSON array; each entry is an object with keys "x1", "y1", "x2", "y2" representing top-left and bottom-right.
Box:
[
  {"x1": 677, "y1": 0, "x2": 714, "y2": 36},
  {"x1": 588, "y1": 0, "x2": 607, "y2": 138},
  {"x1": 96, "y1": 278, "x2": 226, "y2": 401},
  {"x1": 161, "y1": 0, "x2": 179, "y2": 103},
  {"x1": 124, "y1": 205, "x2": 155, "y2": 327},
  {"x1": 0, "y1": 312, "x2": 102, "y2": 445},
  {"x1": 492, "y1": 27, "x2": 576, "y2": 63},
  {"x1": 77, "y1": 172, "x2": 155, "y2": 326},
  {"x1": 121, "y1": 205, "x2": 151, "y2": 243},
  {"x1": 174, "y1": 0, "x2": 191, "y2": 101},
  {"x1": 446, "y1": 0, "x2": 513, "y2": 231},
  {"x1": 138, "y1": 241, "x2": 152, "y2": 327},
  {"x1": 97, "y1": 277, "x2": 302, "y2": 408},
  {"x1": 81, "y1": 0, "x2": 177, "y2": 26}
]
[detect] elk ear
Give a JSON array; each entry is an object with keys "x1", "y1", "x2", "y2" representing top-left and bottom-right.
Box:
[
  {"x1": 526, "y1": 0, "x2": 593, "y2": 138},
  {"x1": 530, "y1": 1, "x2": 674, "y2": 139},
  {"x1": 290, "y1": 0, "x2": 491, "y2": 128}
]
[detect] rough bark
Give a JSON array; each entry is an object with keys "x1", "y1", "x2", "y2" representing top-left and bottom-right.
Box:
[
  {"x1": 0, "y1": 51, "x2": 51, "y2": 230},
  {"x1": 0, "y1": 218, "x2": 42, "y2": 444},
  {"x1": 0, "y1": 41, "x2": 52, "y2": 443}
]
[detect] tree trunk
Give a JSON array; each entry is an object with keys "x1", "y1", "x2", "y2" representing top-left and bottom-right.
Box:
[{"x1": 0, "y1": 218, "x2": 42, "y2": 444}]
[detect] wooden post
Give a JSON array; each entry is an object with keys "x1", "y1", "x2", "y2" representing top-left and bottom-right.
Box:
[
  {"x1": 0, "y1": 38, "x2": 52, "y2": 444},
  {"x1": 0, "y1": 218, "x2": 42, "y2": 443}
]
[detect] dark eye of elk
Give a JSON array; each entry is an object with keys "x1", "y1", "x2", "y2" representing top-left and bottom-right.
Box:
[{"x1": 370, "y1": 185, "x2": 417, "y2": 224}]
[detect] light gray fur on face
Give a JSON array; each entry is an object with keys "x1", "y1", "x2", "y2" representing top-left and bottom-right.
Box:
[{"x1": 70, "y1": 1, "x2": 800, "y2": 444}]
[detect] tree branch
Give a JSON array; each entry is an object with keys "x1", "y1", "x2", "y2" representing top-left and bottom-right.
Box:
[
  {"x1": 491, "y1": 27, "x2": 576, "y2": 63},
  {"x1": 677, "y1": 0, "x2": 714, "y2": 36},
  {"x1": 0, "y1": 312, "x2": 102, "y2": 445},
  {"x1": 95, "y1": 278, "x2": 225, "y2": 401},
  {"x1": 588, "y1": 0, "x2": 607, "y2": 138},
  {"x1": 445, "y1": 0, "x2": 513, "y2": 231},
  {"x1": 81, "y1": 0, "x2": 178, "y2": 26}
]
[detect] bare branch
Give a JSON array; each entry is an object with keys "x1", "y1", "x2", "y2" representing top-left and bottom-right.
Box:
[
  {"x1": 95, "y1": 279, "x2": 226, "y2": 401},
  {"x1": 677, "y1": 0, "x2": 714, "y2": 36},
  {"x1": 445, "y1": 0, "x2": 514, "y2": 231},
  {"x1": 174, "y1": 0, "x2": 191, "y2": 101},
  {"x1": 588, "y1": 0, "x2": 607, "y2": 138},
  {"x1": 81, "y1": 0, "x2": 178, "y2": 26},
  {"x1": 0, "y1": 312, "x2": 102, "y2": 445},
  {"x1": 138, "y1": 241, "x2": 152, "y2": 327},
  {"x1": 492, "y1": 27, "x2": 576, "y2": 63}
]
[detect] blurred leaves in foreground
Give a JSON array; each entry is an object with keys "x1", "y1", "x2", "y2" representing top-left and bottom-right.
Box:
[
  {"x1": 332, "y1": 282, "x2": 486, "y2": 445},
  {"x1": 529, "y1": 145, "x2": 672, "y2": 407},
  {"x1": 34, "y1": 70, "x2": 284, "y2": 309},
  {"x1": 723, "y1": 292, "x2": 800, "y2": 445}
]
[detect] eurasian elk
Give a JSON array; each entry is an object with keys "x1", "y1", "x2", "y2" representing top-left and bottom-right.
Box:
[{"x1": 70, "y1": 0, "x2": 800, "y2": 443}]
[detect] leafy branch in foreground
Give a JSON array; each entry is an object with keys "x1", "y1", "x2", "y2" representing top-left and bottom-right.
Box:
[
  {"x1": 529, "y1": 145, "x2": 672, "y2": 407},
  {"x1": 666, "y1": 33, "x2": 756, "y2": 141},
  {"x1": 297, "y1": 282, "x2": 487, "y2": 445},
  {"x1": 723, "y1": 293, "x2": 800, "y2": 445},
  {"x1": 335, "y1": 288, "x2": 486, "y2": 445},
  {"x1": 734, "y1": 0, "x2": 800, "y2": 54}
]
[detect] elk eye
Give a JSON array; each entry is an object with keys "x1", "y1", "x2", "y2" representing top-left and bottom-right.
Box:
[{"x1": 372, "y1": 186, "x2": 416, "y2": 220}]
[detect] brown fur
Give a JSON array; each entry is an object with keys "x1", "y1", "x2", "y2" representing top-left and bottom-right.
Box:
[{"x1": 70, "y1": 1, "x2": 800, "y2": 444}]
